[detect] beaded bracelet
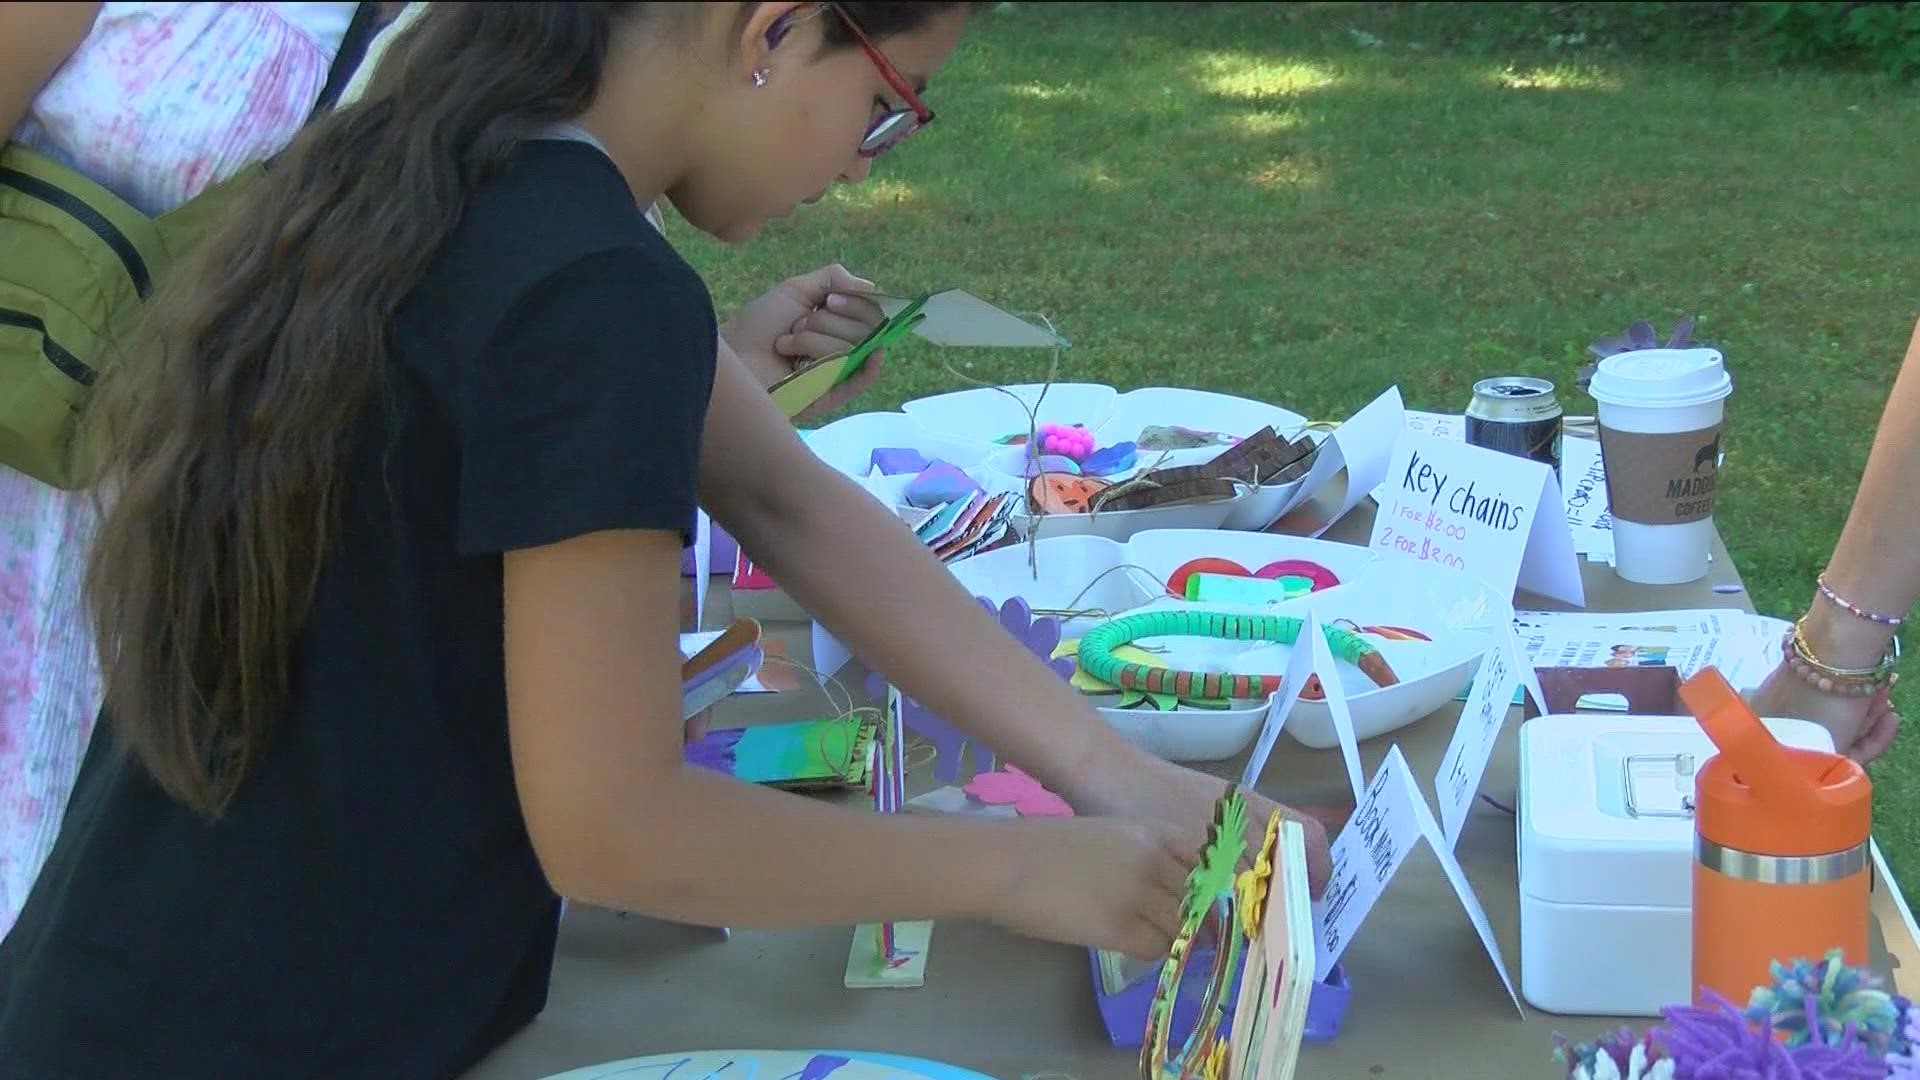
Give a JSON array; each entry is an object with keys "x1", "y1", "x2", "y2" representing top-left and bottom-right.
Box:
[
  {"x1": 1816, "y1": 571, "x2": 1908, "y2": 628},
  {"x1": 1783, "y1": 618, "x2": 1900, "y2": 699}
]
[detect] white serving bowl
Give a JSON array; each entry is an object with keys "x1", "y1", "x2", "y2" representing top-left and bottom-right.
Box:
[
  {"x1": 803, "y1": 410, "x2": 994, "y2": 478},
  {"x1": 900, "y1": 382, "x2": 1118, "y2": 444}
]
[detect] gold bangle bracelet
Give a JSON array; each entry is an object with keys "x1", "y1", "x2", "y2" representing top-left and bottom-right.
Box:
[{"x1": 1792, "y1": 616, "x2": 1898, "y2": 678}]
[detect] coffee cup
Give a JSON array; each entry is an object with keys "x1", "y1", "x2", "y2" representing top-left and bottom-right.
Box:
[{"x1": 1588, "y1": 348, "x2": 1732, "y2": 585}]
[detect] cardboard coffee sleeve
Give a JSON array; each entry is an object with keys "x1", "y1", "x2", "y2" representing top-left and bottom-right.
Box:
[{"x1": 1598, "y1": 424, "x2": 1720, "y2": 526}]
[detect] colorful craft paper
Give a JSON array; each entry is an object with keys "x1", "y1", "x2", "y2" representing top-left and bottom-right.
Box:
[
  {"x1": 683, "y1": 715, "x2": 876, "y2": 790},
  {"x1": 961, "y1": 765, "x2": 1073, "y2": 817}
]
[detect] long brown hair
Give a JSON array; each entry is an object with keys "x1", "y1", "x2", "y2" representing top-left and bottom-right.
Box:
[{"x1": 83, "y1": 1, "x2": 967, "y2": 818}]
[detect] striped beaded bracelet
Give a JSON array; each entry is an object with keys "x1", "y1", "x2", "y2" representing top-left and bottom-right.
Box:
[{"x1": 1816, "y1": 571, "x2": 1908, "y2": 628}]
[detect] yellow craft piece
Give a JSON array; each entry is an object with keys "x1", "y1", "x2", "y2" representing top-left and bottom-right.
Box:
[
  {"x1": 1203, "y1": 1039, "x2": 1228, "y2": 1079},
  {"x1": 1056, "y1": 638, "x2": 1167, "y2": 696},
  {"x1": 768, "y1": 356, "x2": 857, "y2": 418},
  {"x1": 1236, "y1": 811, "x2": 1282, "y2": 939}
]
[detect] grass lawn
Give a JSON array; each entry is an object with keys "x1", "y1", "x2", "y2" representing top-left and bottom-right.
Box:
[{"x1": 669, "y1": 3, "x2": 1920, "y2": 890}]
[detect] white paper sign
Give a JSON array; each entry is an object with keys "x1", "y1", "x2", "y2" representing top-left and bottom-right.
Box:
[
  {"x1": 692, "y1": 509, "x2": 712, "y2": 630},
  {"x1": 1266, "y1": 386, "x2": 1405, "y2": 536},
  {"x1": 1311, "y1": 746, "x2": 1422, "y2": 982},
  {"x1": 1561, "y1": 436, "x2": 1615, "y2": 564},
  {"x1": 1434, "y1": 624, "x2": 1544, "y2": 848},
  {"x1": 1311, "y1": 745, "x2": 1524, "y2": 1014},
  {"x1": 1368, "y1": 411, "x2": 1463, "y2": 505},
  {"x1": 1406, "y1": 772, "x2": 1525, "y2": 1015},
  {"x1": 1369, "y1": 431, "x2": 1586, "y2": 607},
  {"x1": 1238, "y1": 607, "x2": 1365, "y2": 803}
]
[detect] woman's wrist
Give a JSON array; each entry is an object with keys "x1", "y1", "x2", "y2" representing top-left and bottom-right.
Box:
[{"x1": 1800, "y1": 586, "x2": 1900, "y2": 670}]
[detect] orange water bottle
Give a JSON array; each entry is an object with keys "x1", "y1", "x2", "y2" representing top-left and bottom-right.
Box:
[{"x1": 1679, "y1": 668, "x2": 1873, "y2": 1006}]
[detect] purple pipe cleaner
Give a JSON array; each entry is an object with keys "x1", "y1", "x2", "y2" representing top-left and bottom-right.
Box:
[
  {"x1": 1659, "y1": 990, "x2": 1886, "y2": 1079},
  {"x1": 865, "y1": 596, "x2": 1074, "y2": 783}
]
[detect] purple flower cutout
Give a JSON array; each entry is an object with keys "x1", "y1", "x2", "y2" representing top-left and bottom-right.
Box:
[
  {"x1": 1577, "y1": 314, "x2": 1713, "y2": 392},
  {"x1": 865, "y1": 596, "x2": 1074, "y2": 783}
]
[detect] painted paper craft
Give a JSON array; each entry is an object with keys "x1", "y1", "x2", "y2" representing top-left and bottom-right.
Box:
[
  {"x1": 683, "y1": 715, "x2": 876, "y2": 790},
  {"x1": 870, "y1": 447, "x2": 929, "y2": 476},
  {"x1": 847, "y1": 685, "x2": 931, "y2": 989},
  {"x1": 1225, "y1": 814, "x2": 1315, "y2": 1080},
  {"x1": 1141, "y1": 785, "x2": 1249, "y2": 1078},
  {"x1": 866, "y1": 287, "x2": 1067, "y2": 349},
  {"x1": 929, "y1": 491, "x2": 993, "y2": 550},
  {"x1": 677, "y1": 629, "x2": 801, "y2": 694},
  {"x1": 768, "y1": 294, "x2": 929, "y2": 419},
  {"x1": 679, "y1": 619, "x2": 762, "y2": 721},
  {"x1": 961, "y1": 764, "x2": 1073, "y2": 817},
  {"x1": 769, "y1": 288, "x2": 1064, "y2": 419},
  {"x1": 905, "y1": 460, "x2": 980, "y2": 509},
  {"x1": 932, "y1": 492, "x2": 1012, "y2": 560},
  {"x1": 914, "y1": 493, "x2": 979, "y2": 546}
]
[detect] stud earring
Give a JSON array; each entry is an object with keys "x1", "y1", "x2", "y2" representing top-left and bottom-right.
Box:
[{"x1": 751, "y1": 67, "x2": 770, "y2": 88}]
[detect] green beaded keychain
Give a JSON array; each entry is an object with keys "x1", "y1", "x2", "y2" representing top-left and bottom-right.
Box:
[{"x1": 1075, "y1": 609, "x2": 1402, "y2": 701}]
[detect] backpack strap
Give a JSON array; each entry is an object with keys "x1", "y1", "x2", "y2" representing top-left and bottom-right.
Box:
[{"x1": 308, "y1": 2, "x2": 383, "y2": 122}]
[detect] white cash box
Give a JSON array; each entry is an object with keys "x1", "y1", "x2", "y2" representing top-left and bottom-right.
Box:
[{"x1": 1517, "y1": 712, "x2": 1835, "y2": 1016}]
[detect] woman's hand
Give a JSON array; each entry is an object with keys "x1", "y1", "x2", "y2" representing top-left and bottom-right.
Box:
[
  {"x1": 1749, "y1": 664, "x2": 1901, "y2": 764},
  {"x1": 989, "y1": 816, "x2": 1201, "y2": 961},
  {"x1": 720, "y1": 263, "x2": 889, "y2": 421}
]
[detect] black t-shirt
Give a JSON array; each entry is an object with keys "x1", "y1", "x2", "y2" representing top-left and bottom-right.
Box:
[{"x1": 0, "y1": 140, "x2": 717, "y2": 1078}]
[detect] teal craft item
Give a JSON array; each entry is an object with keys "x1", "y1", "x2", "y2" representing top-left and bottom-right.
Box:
[{"x1": 1075, "y1": 609, "x2": 1400, "y2": 701}]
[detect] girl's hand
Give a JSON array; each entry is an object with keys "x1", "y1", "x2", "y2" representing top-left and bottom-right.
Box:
[
  {"x1": 719, "y1": 264, "x2": 888, "y2": 421},
  {"x1": 989, "y1": 817, "x2": 1201, "y2": 961},
  {"x1": 1058, "y1": 742, "x2": 1335, "y2": 898}
]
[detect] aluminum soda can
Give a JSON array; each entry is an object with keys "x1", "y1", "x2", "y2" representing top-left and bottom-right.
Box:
[{"x1": 1465, "y1": 376, "x2": 1562, "y2": 481}]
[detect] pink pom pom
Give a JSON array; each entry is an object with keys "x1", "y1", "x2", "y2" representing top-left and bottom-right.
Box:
[{"x1": 1035, "y1": 423, "x2": 1098, "y2": 463}]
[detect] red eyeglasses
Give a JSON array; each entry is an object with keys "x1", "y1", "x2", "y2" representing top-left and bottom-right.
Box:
[{"x1": 825, "y1": 2, "x2": 935, "y2": 157}]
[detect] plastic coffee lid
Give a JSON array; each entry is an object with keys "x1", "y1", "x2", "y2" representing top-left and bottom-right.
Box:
[{"x1": 1588, "y1": 347, "x2": 1732, "y2": 409}]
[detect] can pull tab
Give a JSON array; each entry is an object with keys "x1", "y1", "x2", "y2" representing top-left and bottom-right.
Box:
[{"x1": 1678, "y1": 667, "x2": 1827, "y2": 816}]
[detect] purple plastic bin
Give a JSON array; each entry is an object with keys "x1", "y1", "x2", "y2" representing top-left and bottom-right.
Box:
[{"x1": 1088, "y1": 946, "x2": 1349, "y2": 1049}]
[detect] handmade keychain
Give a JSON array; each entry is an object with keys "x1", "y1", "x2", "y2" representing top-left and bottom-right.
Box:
[{"x1": 1075, "y1": 609, "x2": 1402, "y2": 702}]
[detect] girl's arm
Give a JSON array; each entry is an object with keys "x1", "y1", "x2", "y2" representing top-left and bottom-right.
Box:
[
  {"x1": 0, "y1": 2, "x2": 100, "y2": 134},
  {"x1": 501, "y1": 524, "x2": 1191, "y2": 956}
]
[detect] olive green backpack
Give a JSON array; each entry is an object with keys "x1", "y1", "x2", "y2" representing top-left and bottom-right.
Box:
[{"x1": 0, "y1": 2, "x2": 378, "y2": 489}]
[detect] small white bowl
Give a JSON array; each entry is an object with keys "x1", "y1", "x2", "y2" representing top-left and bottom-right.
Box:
[{"x1": 901, "y1": 383, "x2": 1118, "y2": 444}]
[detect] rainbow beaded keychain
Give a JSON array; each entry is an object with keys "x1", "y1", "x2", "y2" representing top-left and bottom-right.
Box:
[{"x1": 1075, "y1": 609, "x2": 1402, "y2": 701}]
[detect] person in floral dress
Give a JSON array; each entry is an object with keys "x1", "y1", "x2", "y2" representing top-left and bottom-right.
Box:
[{"x1": 0, "y1": 1, "x2": 381, "y2": 938}]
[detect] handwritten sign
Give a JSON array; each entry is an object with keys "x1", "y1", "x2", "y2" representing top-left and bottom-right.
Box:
[
  {"x1": 1312, "y1": 745, "x2": 1524, "y2": 1014},
  {"x1": 1561, "y1": 435, "x2": 1615, "y2": 562},
  {"x1": 1434, "y1": 623, "x2": 1547, "y2": 847},
  {"x1": 1368, "y1": 431, "x2": 1585, "y2": 606}
]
